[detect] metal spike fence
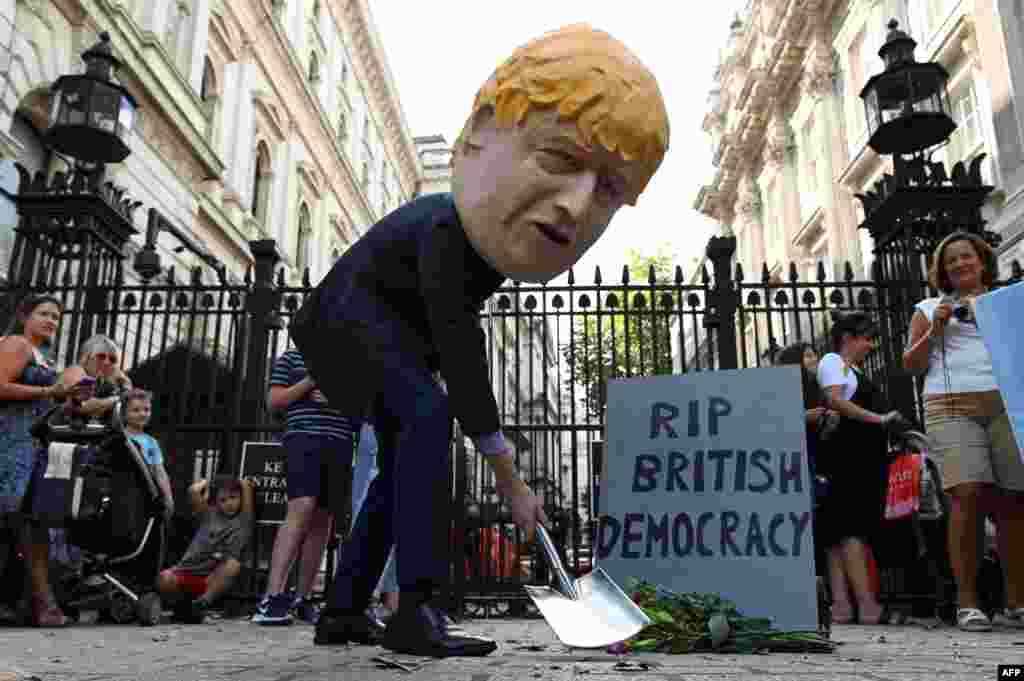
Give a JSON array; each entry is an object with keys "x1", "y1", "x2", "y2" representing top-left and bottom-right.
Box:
[{"x1": 2, "y1": 229, "x2": 1021, "y2": 616}]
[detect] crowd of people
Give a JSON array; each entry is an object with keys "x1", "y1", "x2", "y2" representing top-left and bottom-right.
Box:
[{"x1": 779, "y1": 231, "x2": 1023, "y2": 631}]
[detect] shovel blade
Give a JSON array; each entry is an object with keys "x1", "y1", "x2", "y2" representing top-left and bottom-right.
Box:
[{"x1": 524, "y1": 566, "x2": 650, "y2": 649}]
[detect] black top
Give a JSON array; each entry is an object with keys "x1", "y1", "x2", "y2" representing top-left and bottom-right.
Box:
[{"x1": 289, "y1": 193, "x2": 506, "y2": 439}]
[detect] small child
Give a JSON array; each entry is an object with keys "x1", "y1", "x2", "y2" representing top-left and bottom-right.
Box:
[
  {"x1": 156, "y1": 475, "x2": 254, "y2": 623},
  {"x1": 122, "y1": 389, "x2": 174, "y2": 520}
]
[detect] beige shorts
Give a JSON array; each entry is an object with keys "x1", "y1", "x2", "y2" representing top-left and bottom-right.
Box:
[{"x1": 925, "y1": 395, "x2": 1024, "y2": 491}]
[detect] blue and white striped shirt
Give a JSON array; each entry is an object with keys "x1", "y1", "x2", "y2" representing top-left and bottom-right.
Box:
[{"x1": 270, "y1": 349, "x2": 353, "y2": 440}]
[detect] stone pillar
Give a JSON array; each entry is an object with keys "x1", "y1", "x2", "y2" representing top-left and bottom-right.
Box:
[
  {"x1": 288, "y1": 0, "x2": 305, "y2": 56},
  {"x1": 802, "y1": 37, "x2": 857, "y2": 278},
  {"x1": 220, "y1": 58, "x2": 256, "y2": 210},
  {"x1": 734, "y1": 175, "x2": 765, "y2": 277},
  {"x1": 271, "y1": 123, "x2": 300, "y2": 251},
  {"x1": 977, "y1": 1, "x2": 1024, "y2": 180},
  {"x1": 187, "y1": 0, "x2": 211, "y2": 94},
  {"x1": 139, "y1": 0, "x2": 174, "y2": 37}
]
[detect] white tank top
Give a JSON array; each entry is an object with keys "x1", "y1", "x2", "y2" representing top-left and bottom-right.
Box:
[{"x1": 915, "y1": 297, "x2": 998, "y2": 395}]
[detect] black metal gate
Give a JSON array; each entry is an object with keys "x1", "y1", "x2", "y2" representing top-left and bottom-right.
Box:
[{"x1": 2, "y1": 161, "x2": 1021, "y2": 616}]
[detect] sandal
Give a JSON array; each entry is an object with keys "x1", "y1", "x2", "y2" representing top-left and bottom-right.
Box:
[
  {"x1": 991, "y1": 607, "x2": 1024, "y2": 629},
  {"x1": 857, "y1": 602, "x2": 886, "y2": 625},
  {"x1": 957, "y1": 608, "x2": 992, "y2": 632},
  {"x1": 31, "y1": 594, "x2": 67, "y2": 628},
  {"x1": 831, "y1": 601, "x2": 855, "y2": 624}
]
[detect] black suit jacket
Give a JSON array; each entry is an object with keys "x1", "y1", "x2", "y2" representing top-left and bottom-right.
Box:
[{"x1": 289, "y1": 193, "x2": 506, "y2": 439}]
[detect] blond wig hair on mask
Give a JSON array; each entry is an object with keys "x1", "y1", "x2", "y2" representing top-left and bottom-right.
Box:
[{"x1": 454, "y1": 23, "x2": 669, "y2": 201}]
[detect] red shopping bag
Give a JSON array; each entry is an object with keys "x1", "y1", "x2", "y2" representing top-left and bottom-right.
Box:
[{"x1": 885, "y1": 453, "x2": 922, "y2": 520}]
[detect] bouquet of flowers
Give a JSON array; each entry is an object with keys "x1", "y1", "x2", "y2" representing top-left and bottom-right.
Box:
[{"x1": 609, "y1": 579, "x2": 835, "y2": 655}]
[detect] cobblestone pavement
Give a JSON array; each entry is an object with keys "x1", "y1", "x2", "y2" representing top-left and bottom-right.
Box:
[{"x1": 1, "y1": 615, "x2": 1023, "y2": 681}]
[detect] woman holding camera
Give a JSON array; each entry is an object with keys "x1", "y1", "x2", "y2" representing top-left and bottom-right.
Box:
[
  {"x1": 59, "y1": 335, "x2": 132, "y2": 419},
  {"x1": 903, "y1": 231, "x2": 1024, "y2": 632}
]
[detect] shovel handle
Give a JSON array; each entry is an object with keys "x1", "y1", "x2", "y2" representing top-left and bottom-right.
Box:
[{"x1": 535, "y1": 525, "x2": 577, "y2": 600}]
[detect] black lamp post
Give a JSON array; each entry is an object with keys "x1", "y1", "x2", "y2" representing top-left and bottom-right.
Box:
[
  {"x1": 860, "y1": 19, "x2": 955, "y2": 155},
  {"x1": 44, "y1": 31, "x2": 138, "y2": 165},
  {"x1": 2, "y1": 30, "x2": 143, "y2": 344},
  {"x1": 855, "y1": 19, "x2": 997, "y2": 427}
]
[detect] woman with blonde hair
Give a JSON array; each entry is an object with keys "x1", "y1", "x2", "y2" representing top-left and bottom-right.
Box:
[
  {"x1": 59, "y1": 334, "x2": 132, "y2": 419},
  {"x1": 903, "y1": 231, "x2": 1024, "y2": 632}
]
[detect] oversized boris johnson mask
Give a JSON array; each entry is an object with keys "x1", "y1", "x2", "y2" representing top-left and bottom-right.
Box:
[{"x1": 452, "y1": 24, "x2": 670, "y2": 284}]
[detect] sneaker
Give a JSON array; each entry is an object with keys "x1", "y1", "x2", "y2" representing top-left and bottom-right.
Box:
[
  {"x1": 187, "y1": 598, "x2": 210, "y2": 625},
  {"x1": 992, "y1": 608, "x2": 1024, "y2": 628},
  {"x1": 291, "y1": 594, "x2": 320, "y2": 625},
  {"x1": 956, "y1": 607, "x2": 992, "y2": 632},
  {"x1": 171, "y1": 599, "x2": 207, "y2": 625},
  {"x1": 251, "y1": 592, "x2": 293, "y2": 625}
]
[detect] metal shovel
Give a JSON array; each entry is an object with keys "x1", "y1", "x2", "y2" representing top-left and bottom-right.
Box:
[{"x1": 523, "y1": 525, "x2": 650, "y2": 649}]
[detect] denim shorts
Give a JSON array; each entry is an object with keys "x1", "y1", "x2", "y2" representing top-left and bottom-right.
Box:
[{"x1": 283, "y1": 433, "x2": 350, "y2": 507}]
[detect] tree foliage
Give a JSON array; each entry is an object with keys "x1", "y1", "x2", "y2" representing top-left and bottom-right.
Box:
[{"x1": 562, "y1": 245, "x2": 679, "y2": 420}]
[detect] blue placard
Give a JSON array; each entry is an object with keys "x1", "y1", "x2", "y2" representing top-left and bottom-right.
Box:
[
  {"x1": 598, "y1": 367, "x2": 818, "y2": 631},
  {"x1": 975, "y1": 281, "x2": 1024, "y2": 459}
]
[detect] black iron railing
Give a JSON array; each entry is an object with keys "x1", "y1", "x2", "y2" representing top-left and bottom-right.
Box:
[{"x1": 2, "y1": 220, "x2": 1021, "y2": 615}]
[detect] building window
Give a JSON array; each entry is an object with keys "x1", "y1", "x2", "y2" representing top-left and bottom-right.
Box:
[
  {"x1": 308, "y1": 53, "x2": 320, "y2": 84},
  {"x1": 946, "y1": 77, "x2": 981, "y2": 164},
  {"x1": 337, "y1": 110, "x2": 347, "y2": 144},
  {"x1": 200, "y1": 57, "x2": 215, "y2": 102},
  {"x1": 1, "y1": 113, "x2": 50, "y2": 271},
  {"x1": 765, "y1": 179, "x2": 780, "y2": 255},
  {"x1": 296, "y1": 203, "x2": 312, "y2": 273},
  {"x1": 910, "y1": 0, "x2": 958, "y2": 45},
  {"x1": 800, "y1": 117, "x2": 818, "y2": 217},
  {"x1": 845, "y1": 30, "x2": 869, "y2": 149},
  {"x1": 252, "y1": 143, "x2": 272, "y2": 224}
]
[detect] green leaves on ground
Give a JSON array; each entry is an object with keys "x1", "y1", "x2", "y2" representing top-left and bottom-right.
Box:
[{"x1": 623, "y1": 578, "x2": 835, "y2": 655}]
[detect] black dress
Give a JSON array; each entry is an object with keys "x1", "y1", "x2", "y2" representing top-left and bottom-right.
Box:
[{"x1": 815, "y1": 367, "x2": 889, "y2": 548}]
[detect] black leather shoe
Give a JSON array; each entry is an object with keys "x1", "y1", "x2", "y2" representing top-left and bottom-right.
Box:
[
  {"x1": 314, "y1": 610, "x2": 385, "y2": 646},
  {"x1": 382, "y1": 603, "x2": 497, "y2": 658}
]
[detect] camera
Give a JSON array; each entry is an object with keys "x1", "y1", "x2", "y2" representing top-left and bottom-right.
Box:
[
  {"x1": 940, "y1": 297, "x2": 976, "y2": 325},
  {"x1": 951, "y1": 304, "x2": 975, "y2": 324}
]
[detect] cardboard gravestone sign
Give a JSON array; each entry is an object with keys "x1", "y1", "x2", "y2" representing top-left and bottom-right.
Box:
[
  {"x1": 240, "y1": 441, "x2": 288, "y2": 524},
  {"x1": 598, "y1": 368, "x2": 818, "y2": 630}
]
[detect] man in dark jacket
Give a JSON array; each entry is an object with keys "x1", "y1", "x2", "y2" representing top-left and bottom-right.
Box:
[{"x1": 290, "y1": 22, "x2": 669, "y2": 658}]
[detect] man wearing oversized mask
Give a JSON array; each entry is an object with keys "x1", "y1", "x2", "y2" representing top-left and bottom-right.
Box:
[{"x1": 290, "y1": 23, "x2": 669, "y2": 658}]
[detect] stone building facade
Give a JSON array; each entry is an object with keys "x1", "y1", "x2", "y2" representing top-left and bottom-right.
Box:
[
  {"x1": 0, "y1": 0, "x2": 420, "y2": 285},
  {"x1": 695, "y1": 0, "x2": 1024, "y2": 285}
]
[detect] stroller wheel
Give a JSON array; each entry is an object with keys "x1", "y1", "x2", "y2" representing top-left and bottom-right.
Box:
[
  {"x1": 137, "y1": 592, "x2": 162, "y2": 627},
  {"x1": 108, "y1": 591, "x2": 136, "y2": 624}
]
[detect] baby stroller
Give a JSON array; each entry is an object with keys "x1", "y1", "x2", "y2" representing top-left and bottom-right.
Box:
[
  {"x1": 874, "y1": 426, "x2": 956, "y2": 625},
  {"x1": 25, "y1": 401, "x2": 171, "y2": 625}
]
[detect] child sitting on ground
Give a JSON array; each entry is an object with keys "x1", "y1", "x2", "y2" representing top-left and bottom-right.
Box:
[
  {"x1": 156, "y1": 475, "x2": 253, "y2": 623},
  {"x1": 122, "y1": 389, "x2": 174, "y2": 520}
]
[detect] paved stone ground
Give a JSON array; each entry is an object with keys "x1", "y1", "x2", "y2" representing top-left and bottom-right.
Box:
[{"x1": 1, "y1": 615, "x2": 1023, "y2": 681}]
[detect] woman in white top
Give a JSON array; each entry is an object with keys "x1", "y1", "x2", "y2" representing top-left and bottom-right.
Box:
[
  {"x1": 816, "y1": 312, "x2": 902, "y2": 624},
  {"x1": 903, "y1": 231, "x2": 1024, "y2": 632}
]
